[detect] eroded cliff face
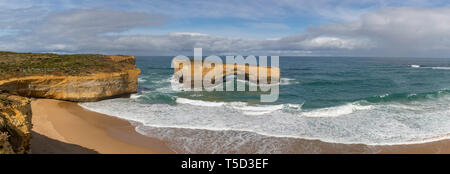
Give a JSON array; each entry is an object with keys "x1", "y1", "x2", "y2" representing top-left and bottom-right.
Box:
[
  {"x1": 172, "y1": 59, "x2": 280, "y2": 88},
  {"x1": 0, "y1": 69, "x2": 140, "y2": 102},
  {"x1": 0, "y1": 94, "x2": 32, "y2": 154},
  {"x1": 0, "y1": 54, "x2": 140, "y2": 102},
  {"x1": 107, "y1": 55, "x2": 136, "y2": 64},
  {"x1": 0, "y1": 53, "x2": 140, "y2": 153}
]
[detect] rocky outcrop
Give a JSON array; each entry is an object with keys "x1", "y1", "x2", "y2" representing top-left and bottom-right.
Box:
[
  {"x1": 0, "y1": 94, "x2": 32, "y2": 154},
  {"x1": 107, "y1": 55, "x2": 136, "y2": 64},
  {"x1": 0, "y1": 132, "x2": 14, "y2": 154},
  {"x1": 0, "y1": 52, "x2": 140, "y2": 153},
  {"x1": 0, "y1": 53, "x2": 140, "y2": 102},
  {"x1": 172, "y1": 59, "x2": 280, "y2": 87},
  {"x1": 0, "y1": 69, "x2": 140, "y2": 102}
]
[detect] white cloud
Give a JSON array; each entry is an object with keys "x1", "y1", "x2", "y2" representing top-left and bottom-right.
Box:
[
  {"x1": 169, "y1": 32, "x2": 209, "y2": 37},
  {"x1": 298, "y1": 37, "x2": 372, "y2": 50},
  {"x1": 306, "y1": 7, "x2": 450, "y2": 56},
  {"x1": 2, "y1": 7, "x2": 450, "y2": 57},
  {"x1": 38, "y1": 9, "x2": 165, "y2": 37}
]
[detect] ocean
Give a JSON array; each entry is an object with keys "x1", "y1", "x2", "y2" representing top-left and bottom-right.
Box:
[{"x1": 80, "y1": 56, "x2": 450, "y2": 153}]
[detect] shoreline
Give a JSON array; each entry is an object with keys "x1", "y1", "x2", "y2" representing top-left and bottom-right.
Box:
[
  {"x1": 30, "y1": 98, "x2": 450, "y2": 154},
  {"x1": 31, "y1": 99, "x2": 174, "y2": 154}
]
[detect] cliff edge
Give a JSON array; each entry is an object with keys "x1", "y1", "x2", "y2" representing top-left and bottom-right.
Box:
[
  {"x1": 0, "y1": 52, "x2": 140, "y2": 101},
  {"x1": 0, "y1": 52, "x2": 140, "y2": 153},
  {"x1": 0, "y1": 94, "x2": 32, "y2": 154}
]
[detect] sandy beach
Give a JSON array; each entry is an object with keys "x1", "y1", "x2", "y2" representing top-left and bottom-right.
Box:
[
  {"x1": 31, "y1": 99, "x2": 174, "y2": 154},
  {"x1": 30, "y1": 98, "x2": 450, "y2": 154}
]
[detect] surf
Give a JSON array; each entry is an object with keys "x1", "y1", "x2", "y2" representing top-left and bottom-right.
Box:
[{"x1": 78, "y1": 56, "x2": 450, "y2": 153}]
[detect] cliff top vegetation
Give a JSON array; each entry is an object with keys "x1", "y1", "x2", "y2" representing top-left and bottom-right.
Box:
[{"x1": 0, "y1": 51, "x2": 136, "y2": 80}]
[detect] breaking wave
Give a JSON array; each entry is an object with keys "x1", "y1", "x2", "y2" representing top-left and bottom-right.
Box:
[
  {"x1": 79, "y1": 87, "x2": 450, "y2": 151},
  {"x1": 410, "y1": 64, "x2": 450, "y2": 70}
]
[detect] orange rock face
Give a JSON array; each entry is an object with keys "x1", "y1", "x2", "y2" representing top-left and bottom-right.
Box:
[
  {"x1": 172, "y1": 58, "x2": 280, "y2": 88},
  {"x1": 0, "y1": 54, "x2": 140, "y2": 102},
  {"x1": 0, "y1": 94, "x2": 32, "y2": 154},
  {"x1": 0, "y1": 53, "x2": 141, "y2": 154}
]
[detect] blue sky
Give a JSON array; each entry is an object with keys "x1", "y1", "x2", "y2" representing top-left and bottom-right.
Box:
[{"x1": 1, "y1": 0, "x2": 450, "y2": 57}]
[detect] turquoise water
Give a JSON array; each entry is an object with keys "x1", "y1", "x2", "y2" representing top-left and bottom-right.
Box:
[{"x1": 80, "y1": 56, "x2": 450, "y2": 153}]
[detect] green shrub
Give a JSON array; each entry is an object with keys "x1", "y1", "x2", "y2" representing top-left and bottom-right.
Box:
[{"x1": 0, "y1": 52, "x2": 133, "y2": 79}]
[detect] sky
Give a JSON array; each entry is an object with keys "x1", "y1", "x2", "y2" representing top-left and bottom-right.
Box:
[{"x1": 1, "y1": 0, "x2": 450, "y2": 57}]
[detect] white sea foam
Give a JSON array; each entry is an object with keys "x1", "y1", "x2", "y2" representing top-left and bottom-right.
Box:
[
  {"x1": 388, "y1": 103, "x2": 421, "y2": 111},
  {"x1": 234, "y1": 105, "x2": 283, "y2": 111},
  {"x1": 286, "y1": 103, "x2": 303, "y2": 110},
  {"x1": 130, "y1": 94, "x2": 143, "y2": 99},
  {"x1": 138, "y1": 77, "x2": 147, "y2": 82},
  {"x1": 431, "y1": 67, "x2": 450, "y2": 70},
  {"x1": 280, "y1": 78, "x2": 299, "y2": 85},
  {"x1": 169, "y1": 75, "x2": 184, "y2": 91},
  {"x1": 176, "y1": 97, "x2": 287, "y2": 115},
  {"x1": 78, "y1": 92, "x2": 450, "y2": 153},
  {"x1": 407, "y1": 93, "x2": 417, "y2": 97},
  {"x1": 379, "y1": 93, "x2": 389, "y2": 98},
  {"x1": 176, "y1": 97, "x2": 225, "y2": 107},
  {"x1": 302, "y1": 103, "x2": 373, "y2": 117},
  {"x1": 410, "y1": 65, "x2": 450, "y2": 70},
  {"x1": 233, "y1": 104, "x2": 284, "y2": 115}
]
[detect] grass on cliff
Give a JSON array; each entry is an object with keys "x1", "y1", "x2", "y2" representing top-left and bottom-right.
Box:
[{"x1": 0, "y1": 51, "x2": 134, "y2": 79}]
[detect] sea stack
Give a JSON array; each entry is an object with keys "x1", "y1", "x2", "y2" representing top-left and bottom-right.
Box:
[{"x1": 172, "y1": 58, "x2": 280, "y2": 88}]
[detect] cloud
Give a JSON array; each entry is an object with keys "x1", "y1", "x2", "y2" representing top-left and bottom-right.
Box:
[
  {"x1": 37, "y1": 9, "x2": 165, "y2": 37},
  {"x1": 1, "y1": 6, "x2": 450, "y2": 57},
  {"x1": 245, "y1": 22, "x2": 291, "y2": 30},
  {"x1": 306, "y1": 7, "x2": 450, "y2": 56},
  {"x1": 169, "y1": 32, "x2": 210, "y2": 37},
  {"x1": 118, "y1": 0, "x2": 450, "y2": 22},
  {"x1": 0, "y1": 9, "x2": 166, "y2": 52},
  {"x1": 298, "y1": 37, "x2": 372, "y2": 50}
]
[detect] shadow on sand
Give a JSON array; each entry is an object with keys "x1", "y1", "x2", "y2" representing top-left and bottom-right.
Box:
[{"x1": 31, "y1": 131, "x2": 98, "y2": 154}]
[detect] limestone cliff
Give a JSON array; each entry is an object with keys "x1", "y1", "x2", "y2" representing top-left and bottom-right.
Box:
[
  {"x1": 0, "y1": 69, "x2": 140, "y2": 102},
  {"x1": 0, "y1": 52, "x2": 140, "y2": 153},
  {"x1": 172, "y1": 58, "x2": 280, "y2": 87},
  {"x1": 0, "y1": 52, "x2": 140, "y2": 102},
  {"x1": 0, "y1": 94, "x2": 32, "y2": 154}
]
